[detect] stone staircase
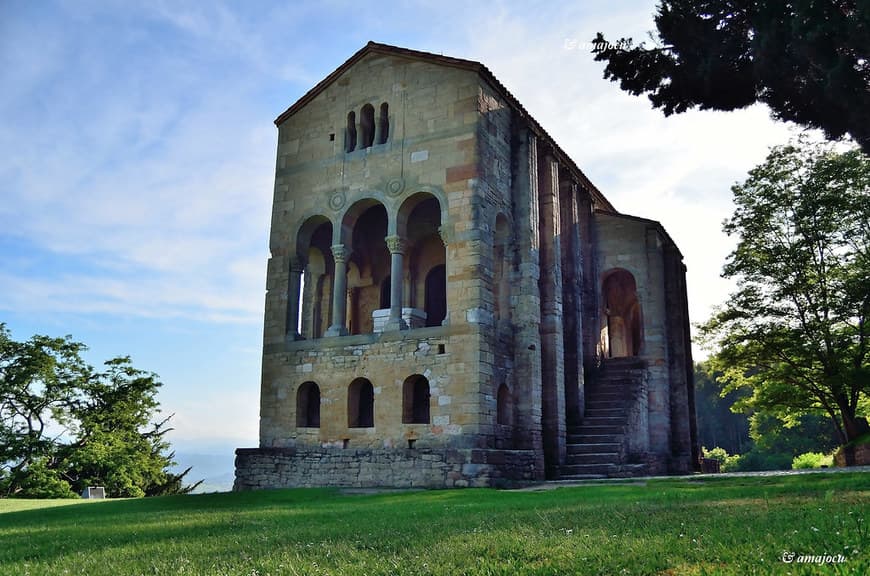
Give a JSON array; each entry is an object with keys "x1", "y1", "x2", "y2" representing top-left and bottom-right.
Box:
[{"x1": 560, "y1": 357, "x2": 648, "y2": 480}]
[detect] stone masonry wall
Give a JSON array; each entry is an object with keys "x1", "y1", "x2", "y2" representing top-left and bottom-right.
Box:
[
  {"x1": 260, "y1": 326, "x2": 482, "y2": 451},
  {"x1": 234, "y1": 447, "x2": 540, "y2": 489},
  {"x1": 240, "y1": 44, "x2": 697, "y2": 488},
  {"x1": 475, "y1": 81, "x2": 521, "y2": 452},
  {"x1": 594, "y1": 212, "x2": 672, "y2": 472}
]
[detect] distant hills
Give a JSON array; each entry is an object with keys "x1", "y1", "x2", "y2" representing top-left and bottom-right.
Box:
[{"x1": 171, "y1": 451, "x2": 236, "y2": 493}]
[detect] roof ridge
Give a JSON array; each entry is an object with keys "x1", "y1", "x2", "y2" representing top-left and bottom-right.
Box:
[{"x1": 273, "y1": 42, "x2": 615, "y2": 212}]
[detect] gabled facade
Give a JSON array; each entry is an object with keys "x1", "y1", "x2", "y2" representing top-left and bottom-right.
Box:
[{"x1": 234, "y1": 42, "x2": 699, "y2": 489}]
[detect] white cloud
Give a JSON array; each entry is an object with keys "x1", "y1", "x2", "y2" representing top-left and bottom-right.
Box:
[
  {"x1": 0, "y1": 4, "x2": 278, "y2": 323},
  {"x1": 0, "y1": 0, "x2": 838, "y2": 453},
  {"x1": 455, "y1": 1, "x2": 799, "y2": 357}
]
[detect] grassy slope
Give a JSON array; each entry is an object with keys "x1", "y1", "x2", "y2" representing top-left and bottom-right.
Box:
[{"x1": 0, "y1": 473, "x2": 867, "y2": 575}]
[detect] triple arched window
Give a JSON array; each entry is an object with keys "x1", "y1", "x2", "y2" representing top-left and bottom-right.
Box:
[
  {"x1": 294, "y1": 374, "x2": 432, "y2": 430},
  {"x1": 346, "y1": 102, "x2": 389, "y2": 152}
]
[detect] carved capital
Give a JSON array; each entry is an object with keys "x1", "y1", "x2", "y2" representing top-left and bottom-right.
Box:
[
  {"x1": 385, "y1": 235, "x2": 406, "y2": 255},
  {"x1": 290, "y1": 255, "x2": 307, "y2": 274},
  {"x1": 330, "y1": 244, "x2": 347, "y2": 263},
  {"x1": 437, "y1": 225, "x2": 451, "y2": 246}
]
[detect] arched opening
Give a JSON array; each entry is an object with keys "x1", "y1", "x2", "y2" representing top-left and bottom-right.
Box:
[
  {"x1": 497, "y1": 382, "x2": 512, "y2": 426},
  {"x1": 296, "y1": 381, "x2": 320, "y2": 428},
  {"x1": 377, "y1": 102, "x2": 389, "y2": 144},
  {"x1": 343, "y1": 201, "x2": 389, "y2": 334},
  {"x1": 601, "y1": 269, "x2": 643, "y2": 358},
  {"x1": 348, "y1": 378, "x2": 374, "y2": 428},
  {"x1": 424, "y1": 265, "x2": 446, "y2": 326},
  {"x1": 399, "y1": 193, "x2": 445, "y2": 327},
  {"x1": 360, "y1": 104, "x2": 375, "y2": 148},
  {"x1": 296, "y1": 217, "x2": 334, "y2": 339},
  {"x1": 345, "y1": 111, "x2": 357, "y2": 152},
  {"x1": 402, "y1": 374, "x2": 430, "y2": 424}
]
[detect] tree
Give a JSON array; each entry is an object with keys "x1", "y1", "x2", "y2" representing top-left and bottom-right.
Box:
[
  {"x1": 0, "y1": 324, "x2": 199, "y2": 497},
  {"x1": 592, "y1": 1, "x2": 870, "y2": 153},
  {"x1": 700, "y1": 139, "x2": 869, "y2": 448},
  {"x1": 748, "y1": 412, "x2": 839, "y2": 457},
  {"x1": 694, "y1": 362, "x2": 751, "y2": 454}
]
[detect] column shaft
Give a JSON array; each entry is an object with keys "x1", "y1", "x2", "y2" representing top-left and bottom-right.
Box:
[
  {"x1": 325, "y1": 244, "x2": 348, "y2": 337},
  {"x1": 438, "y1": 226, "x2": 449, "y2": 326},
  {"x1": 384, "y1": 235, "x2": 407, "y2": 330}
]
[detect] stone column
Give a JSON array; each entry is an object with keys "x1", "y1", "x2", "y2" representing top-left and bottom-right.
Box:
[
  {"x1": 560, "y1": 180, "x2": 584, "y2": 425},
  {"x1": 538, "y1": 150, "x2": 566, "y2": 479},
  {"x1": 510, "y1": 123, "x2": 543, "y2": 472},
  {"x1": 325, "y1": 244, "x2": 348, "y2": 337},
  {"x1": 286, "y1": 258, "x2": 305, "y2": 340},
  {"x1": 384, "y1": 235, "x2": 407, "y2": 331},
  {"x1": 576, "y1": 189, "x2": 597, "y2": 366},
  {"x1": 645, "y1": 228, "x2": 671, "y2": 463},
  {"x1": 374, "y1": 118, "x2": 383, "y2": 148},
  {"x1": 438, "y1": 225, "x2": 450, "y2": 326}
]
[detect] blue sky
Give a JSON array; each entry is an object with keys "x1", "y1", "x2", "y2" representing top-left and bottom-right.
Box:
[{"x1": 1, "y1": 0, "x2": 800, "y2": 459}]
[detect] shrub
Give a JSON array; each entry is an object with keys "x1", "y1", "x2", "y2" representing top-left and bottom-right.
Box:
[
  {"x1": 792, "y1": 452, "x2": 834, "y2": 469},
  {"x1": 8, "y1": 459, "x2": 78, "y2": 499},
  {"x1": 720, "y1": 449, "x2": 792, "y2": 472},
  {"x1": 702, "y1": 446, "x2": 729, "y2": 464},
  {"x1": 722, "y1": 454, "x2": 744, "y2": 472}
]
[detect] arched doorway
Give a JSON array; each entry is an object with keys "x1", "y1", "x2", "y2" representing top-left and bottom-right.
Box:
[{"x1": 601, "y1": 269, "x2": 642, "y2": 357}]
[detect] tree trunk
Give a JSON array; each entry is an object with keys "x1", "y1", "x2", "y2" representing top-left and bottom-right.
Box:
[{"x1": 840, "y1": 407, "x2": 864, "y2": 444}]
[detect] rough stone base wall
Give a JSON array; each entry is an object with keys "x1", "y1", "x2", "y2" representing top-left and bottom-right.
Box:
[{"x1": 234, "y1": 447, "x2": 542, "y2": 490}]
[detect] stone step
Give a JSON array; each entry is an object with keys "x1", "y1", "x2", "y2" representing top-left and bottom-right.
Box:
[
  {"x1": 585, "y1": 393, "x2": 624, "y2": 403},
  {"x1": 586, "y1": 389, "x2": 627, "y2": 396},
  {"x1": 589, "y1": 388, "x2": 630, "y2": 394},
  {"x1": 560, "y1": 463, "x2": 618, "y2": 476},
  {"x1": 566, "y1": 442, "x2": 622, "y2": 454},
  {"x1": 567, "y1": 433, "x2": 621, "y2": 444},
  {"x1": 581, "y1": 416, "x2": 627, "y2": 425},
  {"x1": 574, "y1": 424, "x2": 624, "y2": 434},
  {"x1": 590, "y1": 375, "x2": 634, "y2": 382},
  {"x1": 585, "y1": 408, "x2": 624, "y2": 417},
  {"x1": 584, "y1": 401, "x2": 624, "y2": 411},
  {"x1": 565, "y1": 452, "x2": 621, "y2": 465}
]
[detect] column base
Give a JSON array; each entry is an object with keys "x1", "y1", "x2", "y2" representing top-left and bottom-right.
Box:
[
  {"x1": 383, "y1": 318, "x2": 409, "y2": 331},
  {"x1": 373, "y1": 308, "x2": 427, "y2": 332},
  {"x1": 324, "y1": 325, "x2": 348, "y2": 337}
]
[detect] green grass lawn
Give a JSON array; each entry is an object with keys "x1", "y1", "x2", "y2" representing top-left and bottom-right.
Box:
[{"x1": 0, "y1": 473, "x2": 867, "y2": 575}]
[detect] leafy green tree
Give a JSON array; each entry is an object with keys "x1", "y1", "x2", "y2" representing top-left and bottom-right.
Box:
[
  {"x1": 700, "y1": 140, "x2": 870, "y2": 448},
  {"x1": 694, "y1": 362, "x2": 750, "y2": 454},
  {"x1": 0, "y1": 324, "x2": 199, "y2": 498},
  {"x1": 749, "y1": 412, "x2": 839, "y2": 457},
  {"x1": 592, "y1": 1, "x2": 870, "y2": 152}
]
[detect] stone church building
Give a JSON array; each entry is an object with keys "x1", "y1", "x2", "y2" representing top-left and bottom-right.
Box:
[{"x1": 234, "y1": 42, "x2": 699, "y2": 489}]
